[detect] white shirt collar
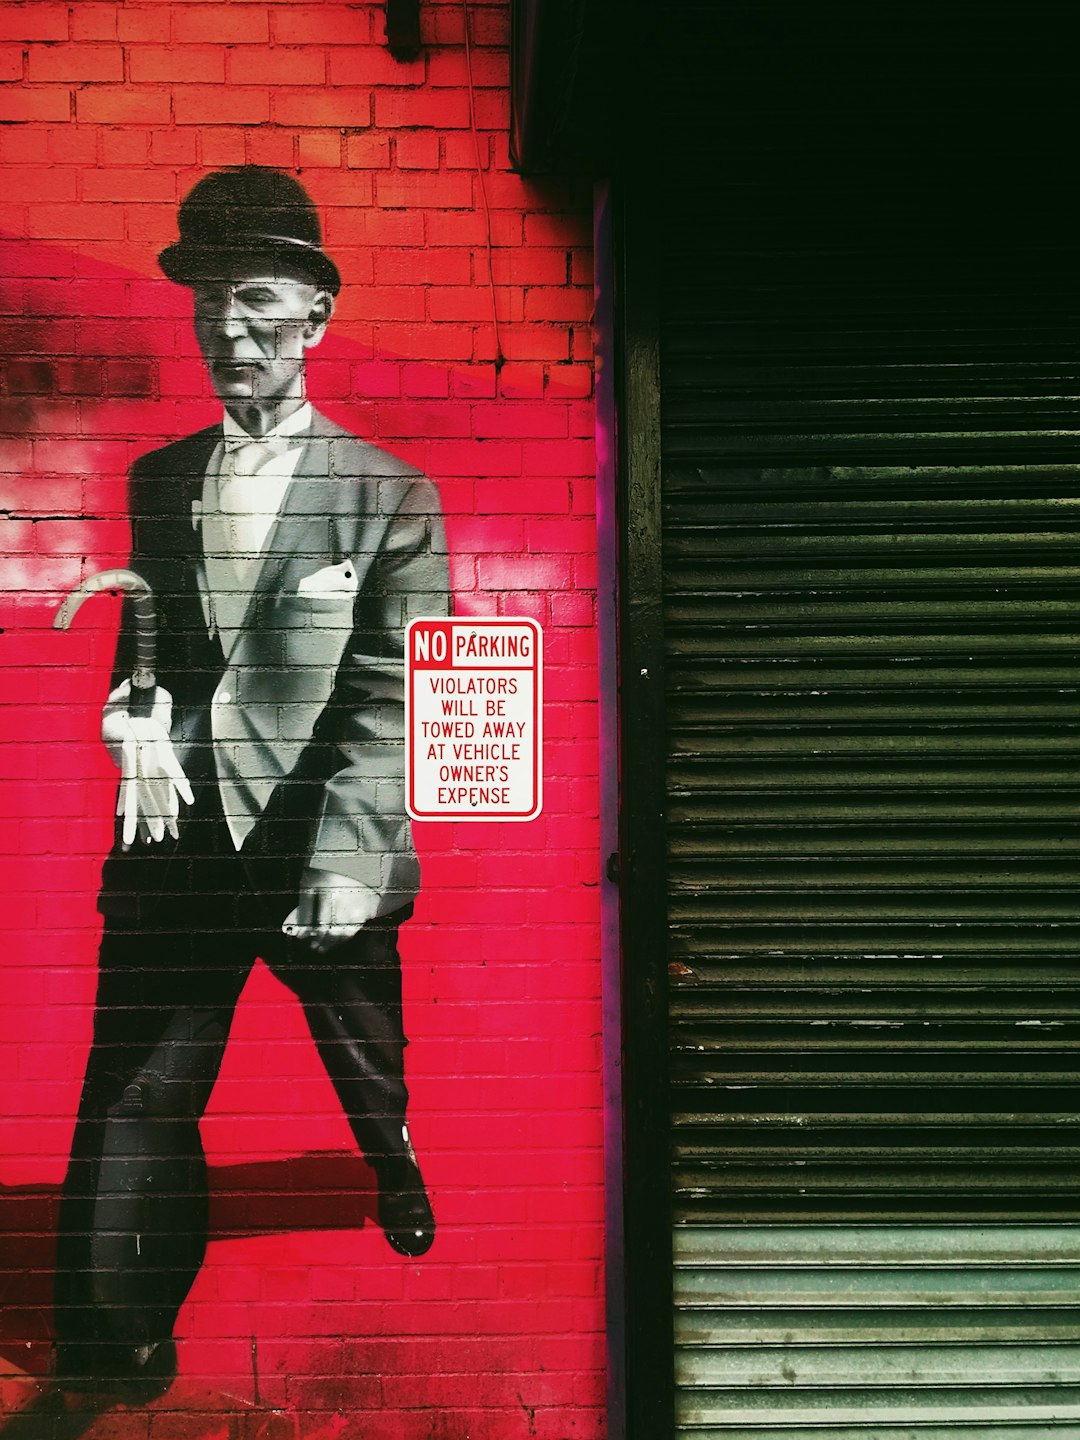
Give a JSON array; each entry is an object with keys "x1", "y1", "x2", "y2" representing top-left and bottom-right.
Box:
[{"x1": 221, "y1": 402, "x2": 313, "y2": 445}]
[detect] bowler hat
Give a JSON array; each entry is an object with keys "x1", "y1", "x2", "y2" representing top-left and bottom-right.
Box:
[{"x1": 158, "y1": 166, "x2": 341, "y2": 294}]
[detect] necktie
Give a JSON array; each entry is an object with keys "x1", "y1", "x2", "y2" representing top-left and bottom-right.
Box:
[{"x1": 217, "y1": 434, "x2": 304, "y2": 559}]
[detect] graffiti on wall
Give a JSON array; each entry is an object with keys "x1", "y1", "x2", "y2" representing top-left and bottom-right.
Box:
[{"x1": 0, "y1": 50, "x2": 603, "y2": 1431}]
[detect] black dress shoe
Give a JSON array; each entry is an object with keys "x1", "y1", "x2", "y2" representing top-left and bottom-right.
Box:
[{"x1": 374, "y1": 1155, "x2": 436, "y2": 1257}]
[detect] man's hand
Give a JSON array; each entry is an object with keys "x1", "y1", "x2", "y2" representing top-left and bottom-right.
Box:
[
  {"x1": 102, "y1": 680, "x2": 194, "y2": 849},
  {"x1": 283, "y1": 869, "x2": 381, "y2": 952}
]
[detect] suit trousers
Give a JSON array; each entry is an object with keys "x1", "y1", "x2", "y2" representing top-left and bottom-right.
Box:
[{"x1": 55, "y1": 784, "x2": 413, "y2": 1368}]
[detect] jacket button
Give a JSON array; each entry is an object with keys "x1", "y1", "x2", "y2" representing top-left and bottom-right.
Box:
[{"x1": 217, "y1": 690, "x2": 231, "y2": 704}]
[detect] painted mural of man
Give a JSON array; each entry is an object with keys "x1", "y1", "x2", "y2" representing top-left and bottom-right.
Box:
[{"x1": 53, "y1": 166, "x2": 450, "y2": 1396}]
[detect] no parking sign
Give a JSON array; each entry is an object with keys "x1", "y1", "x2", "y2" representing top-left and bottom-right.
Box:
[{"x1": 406, "y1": 617, "x2": 543, "y2": 821}]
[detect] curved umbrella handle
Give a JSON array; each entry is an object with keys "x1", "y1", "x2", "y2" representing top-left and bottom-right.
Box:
[{"x1": 54, "y1": 568, "x2": 158, "y2": 717}]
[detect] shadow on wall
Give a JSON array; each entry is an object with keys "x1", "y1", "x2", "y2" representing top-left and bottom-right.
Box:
[{"x1": 0, "y1": 1152, "x2": 379, "y2": 1378}]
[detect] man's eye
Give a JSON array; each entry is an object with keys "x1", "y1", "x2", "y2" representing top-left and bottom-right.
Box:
[{"x1": 236, "y1": 288, "x2": 277, "y2": 307}]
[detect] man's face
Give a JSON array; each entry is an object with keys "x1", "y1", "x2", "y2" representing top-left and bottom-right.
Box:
[{"x1": 191, "y1": 270, "x2": 333, "y2": 405}]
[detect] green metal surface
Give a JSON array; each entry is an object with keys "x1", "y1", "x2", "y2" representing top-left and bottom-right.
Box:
[{"x1": 673, "y1": 1227, "x2": 1080, "y2": 1435}]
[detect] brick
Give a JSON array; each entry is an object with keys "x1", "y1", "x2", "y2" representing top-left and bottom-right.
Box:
[
  {"x1": 228, "y1": 46, "x2": 326, "y2": 86},
  {"x1": 273, "y1": 87, "x2": 371, "y2": 127},
  {"x1": 6, "y1": 359, "x2": 52, "y2": 393},
  {"x1": 104, "y1": 360, "x2": 155, "y2": 400},
  {"x1": 473, "y1": 89, "x2": 510, "y2": 130},
  {"x1": 3, "y1": 165, "x2": 76, "y2": 202},
  {"x1": 75, "y1": 86, "x2": 168, "y2": 123},
  {"x1": 375, "y1": 88, "x2": 471, "y2": 129},
  {"x1": 376, "y1": 171, "x2": 473, "y2": 209},
  {"x1": 317, "y1": 244, "x2": 372, "y2": 285},
  {"x1": 0, "y1": 6, "x2": 68, "y2": 41},
  {"x1": 427, "y1": 286, "x2": 523, "y2": 323},
  {"x1": 47, "y1": 125, "x2": 96, "y2": 165},
  {"x1": 394, "y1": 131, "x2": 440, "y2": 169},
  {"x1": 426, "y1": 440, "x2": 522, "y2": 476},
  {"x1": 333, "y1": 207, "x2": 425, "y2": 248},
  {"x1": 349, "y1": 361, "x2": 400, "y2": 398},
  {"x1": 129, "y1": 44, "x2": 225, "y2": 84},
  {"x1": 298, "y1": 130, "x2": 343, "y2": 167},
  {"x1": 370, "y1": 319, "x2": 473, "y2": 365},
  {"x1": 174, "y1": 5, "x2": 269, "y2": 45},
  {"x1": 375, "y1": 403, "x2": 471, "y2": 438},
  {"x1": 124, "y1": 201, "x2": 183, "y2": 245},
  {"x1": 328, "y1": 45, "x2": 424, "y2": 87},
  {"x1": 443, "y1": 130, "x2": 490, "y2": 169},
  {"x1": 150, "y1": 130, "x2": 197, "y2": 165},
  {"x1": 345, "y1": 131, "x2": 390, "y2": 168},
  {"x1": 81, "y1": 168, "x2": 176, "y2": 203},
  {"x1": 524, "y1": 287, "x2": 593, "y2": 323},
  {"x1": 339, "y1": 285, "x2": 424, "y2": 322},
  {"x1": 53, "y1": 359, "x2": 104, "y2": 395},
  {"x1": 173, "y1": 85, "x2": 269, "y2": 125},
  {"x1": 401, "y1": 362, "x2": 449, "y2": 397},
  {"x1": 423, "y1": 208, "x2": 522, "y2": 246},
  {"x1": 0, "y1": 125, "x2": 47, "y2": 162},
  {"x1": 490, "y1": 248, "x2": 569, "y2": 285},
  {"x1": 449, "y1": 364, "x2": 497, "y2": 398},
  {"x1": 31, "y1": 202, "x2": 123, "y2": 239},
  {"x1": 70, "y1": 4, "x2": 118, "y2": 41},
  {"x1": 524, "y1": 439, "x2": 594, "y2": 476},
  {"x1": 0, "y1": 86, "x2": 70, "y2": 122},
  {"x1": 116, "y1": 6, "x2": 171, "y2": 43},
  {"x1": 446, "y1": 516, "x2": 526, "y2": 555},
  {"x1": 373, "y1": 247, "x2": 471, "y2": 285},
  {"x1": 27, "y1": 42, "x2": 122, "y2": 82},
  {"x1": 272, "y1": 4, "x2": 369, "y2": 45},
  {"x1": 496, "y1": 362, "x2": 546, "y2": 399},
  {"x1": 471, "y1": 404, "x2": 569, "y2": 439},
  {"x1": 0, "y1": 46, "x2": 23, "y2": 81},
  {"x1": 245, "y1": 128, "x2": 297, "y2": 168},
  {"x1": 100, "y1": 128, "x2": 148, "y2": 165},
  {"x1": 570, "y1": 323, "x2": 593, "y2": 361},
  {"x1": 428, "y1": 48, "x2": 508, "y2": 88},
  {"x1": 423, "y1": 8, "x2": 464, "y2": 45},
  {"x1": 496, "y1": 325, "x2": 571, "y2": 362},
  {"x1": 0, "y1": 314, "x2": 74, "y2": 353},
  {"x1": 527, "y1": 517, "x2": 596, "y2": 553},
  {"x1": 323, "y1": 317, "x2": 374, "y2": 349},
  {"x1": 197, "y1": 127, "x2": 246, "y2": 167},
  {"x1": 468, "y1": 8, "x2": 511, "y2": 46},
  {"x1": 76, "y1": 316, "x2": 177, "y2": 356}
]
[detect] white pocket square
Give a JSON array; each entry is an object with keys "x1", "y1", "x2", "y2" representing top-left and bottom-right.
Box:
[{"x1": 296, "y1": 560, "x2": 359, "y2": 596}]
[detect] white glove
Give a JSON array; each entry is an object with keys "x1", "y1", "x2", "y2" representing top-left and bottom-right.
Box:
[
  {"x1": 102, "y1": 680, "x2": 194, "y2": 849},
  {"x1": 283, "y1": 869, "x2": 382, "y2": 953}
]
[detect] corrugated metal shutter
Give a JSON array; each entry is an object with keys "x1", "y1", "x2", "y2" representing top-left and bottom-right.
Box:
[
  {"x1": 659, "y1": 163, "x2": 1080, "y2": 1440},
  {"x1": 674, "y1": 1226, "x2": 1080, "y2": 1436},
  {"x1": 612, "y1": 6, "x2": 1080, "y2": 1432}
]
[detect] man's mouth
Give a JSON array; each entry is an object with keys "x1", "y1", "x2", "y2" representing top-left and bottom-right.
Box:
[{"x1": 209, "y1": 359, "x2": 261, "y2": 392}]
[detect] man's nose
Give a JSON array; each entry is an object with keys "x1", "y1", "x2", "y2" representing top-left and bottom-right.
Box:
[{"x1": 218, "y1": 295, "x2": 250, "y2": 335}]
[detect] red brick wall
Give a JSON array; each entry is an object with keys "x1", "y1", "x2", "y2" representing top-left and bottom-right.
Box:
[{"x1": 0, "y1": 3, "x2": 603, "y2": 1436}]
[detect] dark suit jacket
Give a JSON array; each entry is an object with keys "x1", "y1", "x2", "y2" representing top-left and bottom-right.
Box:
[{"x1": 99, "y1": 409, "x2": 450, "y2": 920}]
